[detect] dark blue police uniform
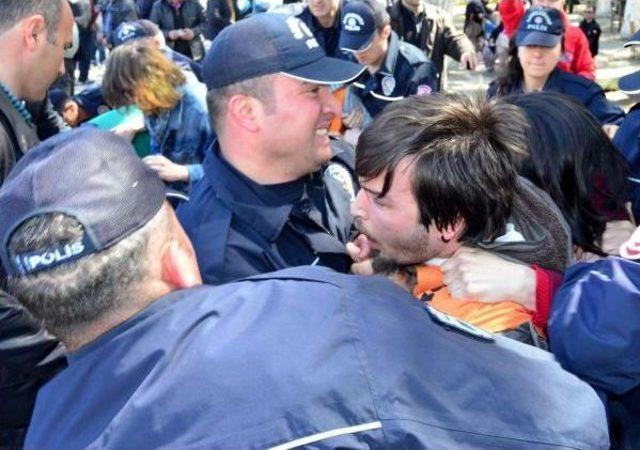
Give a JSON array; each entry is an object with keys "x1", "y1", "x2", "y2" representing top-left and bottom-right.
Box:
[
  {"x1": 177, "y1": 141, "x2": 356, "y2": 285},
  {"x1": 549, "y1": 257, "x2": 640, "y2": 450},
  {"x1": 487, "y1": 68, "x2": 625, "y2": 125},
  {"x1": 351, "y1": 31, "x2": 438, "y2": 118},
  {"x1": 25, "y1": 267, "x2": 609, "y2": 449},
  {"x1": 297, "y1": 6, "x2": 343, "y2": 58}
]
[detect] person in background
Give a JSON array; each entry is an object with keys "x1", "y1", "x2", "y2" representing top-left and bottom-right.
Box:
[
  {"x1": 579, "y1": 6, "x2": 601, "y2": 57},
  {"x1": 102, "y1": 42, "x2": 212, "y2": 192},
  {"x1": 150, "y1": 0, "x2": 207, "y2": 61},
  {"x1": 339, "y1": 0, "x2": 437, "y2": 123},
  {"x1": 297, "y1": 0, "x2": 343, "y2": 57},
  {"x1": 388, "y1": 0, "x2": 476, "y2": 88},
  {"x1": 498, "y1": 0, "x2": 595, "y2": 79},
  {"x1": 49, "y1": 86, "x2": 110, "y2": 127},
  {"x1": 101, "y1": 0, "x2": 138, "y2": 46},
  {"x1": 488, "y1": 7, "x2": 624, "y2": 129}
]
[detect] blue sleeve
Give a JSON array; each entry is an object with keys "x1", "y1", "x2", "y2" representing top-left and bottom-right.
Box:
[{"x1": 586, "y1": 86, "x2": 625, "y2": 125}]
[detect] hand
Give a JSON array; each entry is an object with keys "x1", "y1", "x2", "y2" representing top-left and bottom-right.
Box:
[
  {"x1": 602, "y1": 220, "x2": 636, "y2": 256},
  {"x1": 602, "y1": 124, "x2": 619, "y2": 140},
  {"x1": 347, "y1": 233, "x2": 374, "y2": 275},
  {"x1": 441, "y1": 246, "x2": 536, "y2": 310},
  {"x1": 168, "y1": 30, "x2": 182, "y2": 40},
  {"x1": 143, "y1": 155, "x2": 190, "y2": 182},
  {"x1": 181, "y1": 28, "x2": 195, "y2": 40},
  {"x1": 460, "y1": 51, "x2": 477, "y2": 71},
  {"x1": 342, "y1": 105, "x2": 365, "y2": 130}
]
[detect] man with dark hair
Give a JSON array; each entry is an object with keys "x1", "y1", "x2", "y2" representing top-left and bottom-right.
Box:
[
  {"x1": 297, "y1": 0, "x2": 344, "y2": 57},
  {"x1": 149, "y1": 0, "x2": 207, "y2": 61},
  {"x1": 388, "y1": 0, "x2": 476, "y2": 86},
  {"x1": 338, "y1": 0, "x2": 437, "y2": 123},
  {"x1": 1, "y1": 127, "x2": 609, "y2": 449},
  {"x1": 178, "y1": 13, "x2": 365, "y2": 284},
  {"x1": 0, "y1": 1, "x2": 74, "y2": 445},
  {"x1": 349, "y1": 95, "x2": 572, "y2": 343}
]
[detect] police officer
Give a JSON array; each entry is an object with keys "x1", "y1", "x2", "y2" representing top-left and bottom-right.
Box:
[
  {"x1": 487, "y1": 7, "x2": 624, "y2": 128},
  {"x1": 297, "y1": 0, "x2": 344, "y2": 57},
  {"x1": 338, "y1": 0, "x2": 438, "y2": 121},
  {"x1": 614, "y1": 31, "x2": 640, "y2": 219},
  {"x1": 177, "y1": 14, "x2": 365, "y2": 285}
]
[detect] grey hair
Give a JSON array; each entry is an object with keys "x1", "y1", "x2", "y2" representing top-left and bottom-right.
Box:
[
  {"x1": 0, "y1": 0, "x2": 64, "y2": 43},
  {"x1": 7, "y1": 208, "x2": 168, "y2": 340}
]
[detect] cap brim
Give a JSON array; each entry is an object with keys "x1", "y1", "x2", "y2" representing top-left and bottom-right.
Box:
[
  {"x1": 339, "y1": 32, "x2": 376, "y2": 53},
  {"x1": 624, "y1": 30, "x2": 640, "y2": 47},
  {"x1": 516, "y1": 31, "x2": 561, "y2": 48},
  {"x1": 282, "y1": 57, "x2": 365, "y2": 85},
  {"x1": 619, "y1": 70, "x2": 640, "y2": 94}
]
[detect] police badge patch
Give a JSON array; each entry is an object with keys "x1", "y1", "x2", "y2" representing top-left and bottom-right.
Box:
[
  {"x1": 416, "y1": 84, "x2": 432, "y2": 96},
  {"x1": 381, "y1": 76, "x2": 396, "y2": 96},
  {"x1": 325, "y1": 163, "x2": 356, "y2": 201}
]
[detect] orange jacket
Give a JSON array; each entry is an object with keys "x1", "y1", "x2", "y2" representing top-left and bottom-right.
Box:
[{"x1": 413, "y1": 264, "x2": 545, "y2": 336}]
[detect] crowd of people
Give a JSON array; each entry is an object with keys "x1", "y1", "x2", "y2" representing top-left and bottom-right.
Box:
[{"x1": 0, "y1": 0, "x2": 639, "y2": 449}]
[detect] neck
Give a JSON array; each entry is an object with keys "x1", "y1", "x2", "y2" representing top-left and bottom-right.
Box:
[
  {"x1": 0, "y1": 50, "x2": 23, "y2": 99},
  {"x1": 522, "y1": 73, "x2": 548, "y2": 93},
  {"x1": 316, "y1": 10, "x2": 337, "y2": 28},
  {"x1": 220, "y1": 137, "x2": 302, "y2": 184}
]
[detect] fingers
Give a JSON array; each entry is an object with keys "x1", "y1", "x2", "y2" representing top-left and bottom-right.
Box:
[
  {"x1": 346, "y1": 234, "x2": 373, "y2": 262},
  {"x1": 350, "y1": 259, "x2": 373, "y2": 276}
]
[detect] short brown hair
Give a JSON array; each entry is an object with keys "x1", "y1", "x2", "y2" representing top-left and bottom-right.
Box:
[
  {"x1": 357, "y1": 95, "x2": 528, "y2": 242},
  {"x1": 102, "y1": 42, "x2": 186, "y2": 116}
]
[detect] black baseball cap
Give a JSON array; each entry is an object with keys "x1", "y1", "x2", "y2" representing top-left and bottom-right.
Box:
[
  {"x1": 516, "y1": 6, "x2": 564, "y2": 47},
  {"x1": 339, "y1": 1, "x2": 378, "y2": 52},
  {"x1": 0, "y1": 128, "x2": 166, "y2": 276},
  {"x1": 202, "y1": 13, "x2": 365, "y2": 89}
]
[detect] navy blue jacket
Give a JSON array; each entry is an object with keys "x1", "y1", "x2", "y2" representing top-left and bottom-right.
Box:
[
  {"x1": 614, "y1": 104, "x2": 640, "y2": 177},
  {"x1": 549, "y1": 257, "x2": 640, "y2": 450},
  {"x1": 297, "y1": 6, "x2": 343, "y2": 57},
  {"x1": 487, "y1": 68, "x2": 625, "y2": 125},
  {"x1": 25, "y1": 267, "x2": 608, "y2": 449},
  {"x1": 177, "y1": 141, "x2": 356, "y2": 284},
  {"x1": 351, "y1": 31, "x2": 438, "y2": 118}
]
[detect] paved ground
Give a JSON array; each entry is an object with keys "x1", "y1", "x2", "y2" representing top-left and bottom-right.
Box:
[{"x1": 445, "y1": 6, "x2": 640, "y2": 110}]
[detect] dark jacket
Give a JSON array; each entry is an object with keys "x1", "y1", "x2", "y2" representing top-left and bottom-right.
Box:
[
  {"x1": 351, "y1": 31, "x2": 438, "y2": 118},
  {"x1": 177, "y1": 140, "x2": 356, "y2": 285},
  {"x1": 0, "y1": 91, "x2": 66, "y2": 448},
  {"x1": 579, "y1": 19, "x2": 601, "y2": 57},
  {"x1": 150, "y1": 0, "x2": 206, "y2": 61},
  {"x1": 388, "y1": 0, "x2": 474, "y2": 76},
  {"x1": 297, "y1": 6, "x2": 342, "y2": 57},
  {"x1": 487, "y1": 68, "x2": 625, "y2": 125},
  {"x1": 26, "y1": 267, "x2": 608, "y2": 449}
]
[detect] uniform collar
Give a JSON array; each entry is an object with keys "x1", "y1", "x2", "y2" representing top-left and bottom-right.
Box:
[
  {"x1": 203, "y1": 142, "x2": 300, "y2": 242},
  {"x1": 542, "y1": 68, "x2": 562, "y2": 90},
  {"x1": 380, "y1": 31, "x2": 401, "y2": 77}
]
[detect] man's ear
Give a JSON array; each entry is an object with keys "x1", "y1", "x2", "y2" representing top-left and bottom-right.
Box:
[
  {"x1": 227, "y1": 94, "x2": 262, "y2": 133},
  {"x1": 160, "y1": 240, "x2": 202, "y2": 290},
  {"x1": 380, "y1": 24, "x2": 392, "y2": 40},
  {"x1": 22, "y1": 15, "x2": 46, "y2": 50},
  {"x1": 440, "y1": 218, "x2": 466, "y2": 243}
]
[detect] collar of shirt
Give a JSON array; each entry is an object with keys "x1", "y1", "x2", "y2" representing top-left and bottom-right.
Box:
[
  {"x1": 399, "y1": 1, "x2": 425, "y2": 26},
  {"x1": 380, "y1": 31, "x2": 401, "y2": 77},
  {"x1": 203, "y1": 142, "x2": 309, "y2": 242}
]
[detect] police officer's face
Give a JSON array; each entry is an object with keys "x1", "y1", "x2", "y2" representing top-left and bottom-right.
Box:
[
  {"x1": 533, "y1": 0, "x2": 565, "y2": 11},
  {"x1": 518, "y1": 44, "x2": 561, "y2": 80},
  {"x1": 308, "y1": 0, "x2": 339, "y2": 21},
  {"x1": 259, "y1": 75, "x2": 339, "y2": 178},
  {"x1": 353, "y1": 158, "x2": 448, "y2": 264},
  {"x1": 353, "y1": 26, "x2": 391, "y2": 71},
  {"x1": 28, "y1": 1, "x2": 75, "y2": 101}
]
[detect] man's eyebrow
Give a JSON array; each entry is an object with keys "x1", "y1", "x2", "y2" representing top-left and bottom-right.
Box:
[{"x1": 361, "y1": 185, "x2": 383, "y2": 198}]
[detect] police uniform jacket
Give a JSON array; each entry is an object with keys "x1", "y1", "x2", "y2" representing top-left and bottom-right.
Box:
[
  {"x1": 177, "y1": 141, "x2": 356, "y2": 285},
  {"x1": 487, "y1": 68, "x2": 625, "y2": 125},
  {"x1": 25, "y1": 267, "x2": 609, "y2": 449},
  {"x1": 549, "y1": 258, "x2": 640, "y2": 450},
  {"x1": 351, "y1": 31, "x2": 438, "y2": 118},
  {"x1": 297, "y1": 6, "x2": 343, "y2": 58},
  {"x1": 388, "y1": 0, "x2": 474, "y2": 77}
]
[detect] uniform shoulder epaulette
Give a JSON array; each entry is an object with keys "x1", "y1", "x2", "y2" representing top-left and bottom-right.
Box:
[{"x1": 398, "y1": 41, "x2": 428, "y2": 65}]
